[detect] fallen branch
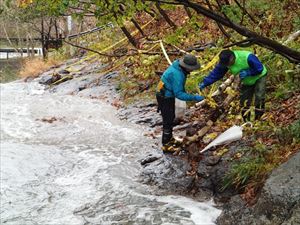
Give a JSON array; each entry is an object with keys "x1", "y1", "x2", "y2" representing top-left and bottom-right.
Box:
[
  {"x1": 185, "y1": 120, "x2": 214, "y2": 145},
  {"x1": 63, "y1": 39, "x2": 115, "y2": 57},
  {"x1": 183, "y1": 76, "x2": 240, "y2": 146},
  {"x1": 148, "y1": 0, "x2": 300, "y2": 63},
  {"x1": 190, "y1": 75, "x2": 235, "y2": 110},
  {"x1": 173, "y1": 122, "x2": 193, "y2": 131},
  {"x1": 283, "y1": 30, "x2": 300, "y2": 45}
]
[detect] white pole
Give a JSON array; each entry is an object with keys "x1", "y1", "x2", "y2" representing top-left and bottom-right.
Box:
[{"x1": 67, "y1": 16, "x2": 72, "y2": 33}]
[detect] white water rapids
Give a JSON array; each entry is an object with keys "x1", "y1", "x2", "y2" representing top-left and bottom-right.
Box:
[{"x1": 0, "y1": 80, "x2": 221, "y2": 225}]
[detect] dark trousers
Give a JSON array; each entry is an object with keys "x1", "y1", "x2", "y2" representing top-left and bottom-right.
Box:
[
  {"x1": 156, "y1": 94, "x2": 175, "y2": 145},
  {"x1": 240, "y1": 76, "x2": 266, "y2": 120}
]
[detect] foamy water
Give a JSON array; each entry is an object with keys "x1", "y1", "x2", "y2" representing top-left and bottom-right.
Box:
[{"x1": 0, "y1": 80, "x2": 221, "y2": 224}]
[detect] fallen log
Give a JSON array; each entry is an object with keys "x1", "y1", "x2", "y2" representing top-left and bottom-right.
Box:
[
  {"x1": 195, "y1": 75, "x2": 235, "y2": 108},
  {"x1": 184, "y1": 120, "x2": 214, "y2": 145},
  {"x1": 183, "y1": 76, "x2": 241, "y2": 146}
]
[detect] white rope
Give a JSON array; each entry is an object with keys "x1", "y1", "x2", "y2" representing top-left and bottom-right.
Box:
[{"x1": 159, "y1": 40, "x2": 172, "y2": 65}]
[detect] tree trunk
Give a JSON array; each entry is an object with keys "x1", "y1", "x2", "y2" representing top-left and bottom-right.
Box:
[
  {"x1": 131, "y1": 18, "x2": 145, "y2": 36},
  {"x1": 31, "y1": 37, "x2": 35, "y2": 57},
  {"x1": 54, "y1": 19, "x2": 59, "y2": 40},
  {"x1": 26, "y1": 35, "x2": 30, "y2": 57},
  {"x1": 120, "y1": 26, "x2": 138, "y2": 48},
  {"x1": 41, "y1": 18, "x2": 48, "y2": 59},
  {"x1": 16, "y1": 23, "x2": 23, "y2": 57},
  {"x1": 155, "y1": 2, "x2": 176, "y2": 29}
]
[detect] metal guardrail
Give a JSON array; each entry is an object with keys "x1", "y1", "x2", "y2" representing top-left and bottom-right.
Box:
[
  {"x1": 0, "y1": 48, "x2": 42, "y2": 59},
  {"x1": 0, "y1": 48, "x2": 40, "y2": 53}
]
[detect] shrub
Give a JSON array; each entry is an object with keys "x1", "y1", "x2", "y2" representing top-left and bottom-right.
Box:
[
  {"x1": 222, "y1": 156, "x2": 273, "y2": 190},
  {"x1": 277, "y1": 119, "x2": 300, "y2": 144},
  {"x1": 19, "y1": 57, "x2": 61, "y2": 79}
]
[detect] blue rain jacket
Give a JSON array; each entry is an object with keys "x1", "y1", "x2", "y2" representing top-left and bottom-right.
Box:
[
  {"x1": 160, "y1": 60, "x2": 198, "y2": 101},
  {"x1": 202, "y1": 53, "x2": 264, "y2": 87}
]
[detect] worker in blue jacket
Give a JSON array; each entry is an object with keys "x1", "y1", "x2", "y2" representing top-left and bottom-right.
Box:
[
  {"x1": 199, "y1": 50, "x2": 267, "y2": 120},
  {"x1": 156, "y1": 54, "x2": 204, "y2": 153}
]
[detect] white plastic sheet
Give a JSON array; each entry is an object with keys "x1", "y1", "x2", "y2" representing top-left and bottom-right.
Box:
[
  {"x1": 175, "y1": 98, "x2": 186, "y2": 119},
  {"x1": 200, "y1": 122, "x2": 252, "y2": 153}
]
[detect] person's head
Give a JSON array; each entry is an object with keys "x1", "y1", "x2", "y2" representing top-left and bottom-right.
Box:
[
  {"x1": 219, "y1": 50, "x2": 235, "y2": 67},
  {"x1": 179, "y1": 54, "x2": 201, "y2": 73}
]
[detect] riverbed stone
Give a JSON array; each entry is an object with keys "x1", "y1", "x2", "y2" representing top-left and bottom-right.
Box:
[
  {"x1": 50, "y1": 75, "x2": 100, "y2": 95},
  {"x1": 140, "y1": 154, "x2": 194, "y2": 192},
  {"x1": 205, "y1": 155, "x2": 221, "y2": 166},
  {"x1": 117, "y1": 101, "x2": 162, "y2": 128},
  {"x1": 39, "y1": 73, "x2": 62, "y2": 85},
  {"x1": 140, "y1": 153, "x2": 162, "y2": 166},
  {"x1": 197, "y1": 163, "x2": 212, "y2": 178}
]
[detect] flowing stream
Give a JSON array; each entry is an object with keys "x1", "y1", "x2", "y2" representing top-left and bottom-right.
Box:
[{"x1": 0, "y1": 80, "x2": 221, "y2": 225}]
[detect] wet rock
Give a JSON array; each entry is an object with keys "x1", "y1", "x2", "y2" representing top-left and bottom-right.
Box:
[
  {"x1": 58, "y1": 69, "x2": 70, "y2": 75},
  {"x1": 50, "y1": 75, "x2": 99, "y2": 95},
  {"x1": 140, "y1": 153, "x2": 162, "y2": 165},
  {"x1": 281, "y1": 202, "x2": 300, "y2": 225},
  {"x1": 208, "y1": 164, "x2": 235, "y2": 199},
  {"x1": 52, "y1": 75, "x2": 73, "y2": 85},
  {"x1": 216, "y1": 195, "x2": 250, "y2": 225},
  {"x1": 103, "y1": 71, "x2": 119, "y2": 80},
  {"x1": 140, "y1": 154, "x2": 194, "y2": 192},
  {"x1": 38, "y1": 74, "x2": 52, "y2": 85},
  {"x1": 192, "y1": 143, "x2": 243, "y2": 200},
  {"x1": 37, "y1": 58, "x2": 81, "y2": 85},
  {"x1": 139, "y1": 140, "x2": 246, "y2": 200},
  {"x1": 251, "y1": 151, "x2": 300, "y2": 224},
  {"x1": 197, "y1": 163, "x2": 212, "y2": 178},
  {"x1": 217, "y1": 151, "x2": 300, "y2": 225},
  {"x1": 117, "y1": 101, "x2": 162, "y2": 128},
  {"x1": 74, "y1": 203, "x2": 94, "y2": 216},
  {"x1": 39, "y1": 73, "x2": 61, "y2": 85},
  {"x1": 205, "y1": 155, "x2": 221, "y2": 166},
  {"x1": 186, "y1": 143, "x2": 201, "y2": 159},
  {"x1": 194, "y1": 174, "x2": 213, "y2": 189}
]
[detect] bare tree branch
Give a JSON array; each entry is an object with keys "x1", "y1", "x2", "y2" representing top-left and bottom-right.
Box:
[
  {"x1": 146, "y1": 0, "x2": 300, "y2": 63},
  {"x1": 205, "y1": 0, "x2": 231, "y2": 39},
  {"x1": 62, "y1": 39, "x2": 115, "y2": 57}
]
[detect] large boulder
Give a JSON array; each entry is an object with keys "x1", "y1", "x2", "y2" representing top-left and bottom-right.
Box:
[{"x1": 217, "y1": 151, "x2": 300, "y2": 225}]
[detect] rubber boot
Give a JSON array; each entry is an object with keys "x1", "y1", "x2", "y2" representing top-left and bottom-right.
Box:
[
  {"x1": 162, "y1": 129, "x2": 172, "y2": 145},
  {"x1": 162, "y1": 129, "x2": 177, "y2": 153},
  {"x1": 169, "y1": 137, "x2": 183, "y2": 147}
]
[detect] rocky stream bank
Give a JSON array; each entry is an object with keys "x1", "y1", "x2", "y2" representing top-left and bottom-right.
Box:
[{"x1": 36, "y1": 57, "x2": 300, "y2": 225}]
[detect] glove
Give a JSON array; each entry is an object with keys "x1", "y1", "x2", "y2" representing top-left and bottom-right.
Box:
[
  {"x1": 198, "y1": 82, "x2": 206, "y2": 91},
  {"x1": 195, "y1": 95, "x2": 205, "y2": 102},
  {"x1": 239, "y1": 70, "x2": 249, "y2": 79}
]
